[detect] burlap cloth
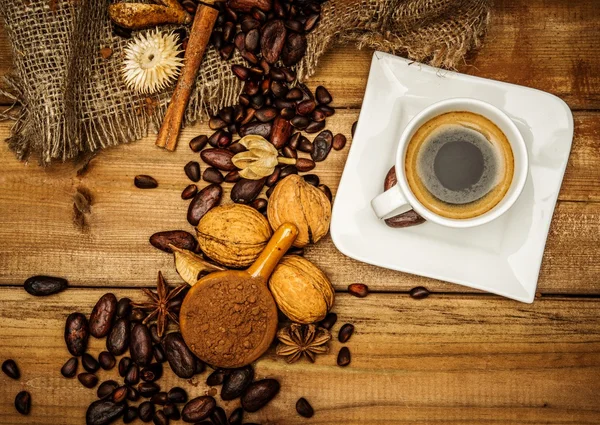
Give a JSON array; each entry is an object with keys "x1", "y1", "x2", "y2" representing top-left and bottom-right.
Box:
[{"x1": 0, "y1": 0, "x2": 490, "y2": 163}]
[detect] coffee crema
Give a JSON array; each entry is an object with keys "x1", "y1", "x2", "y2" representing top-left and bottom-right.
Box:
[{"x1": 405, "y1": 111, "x2": 514, "y2": 219}]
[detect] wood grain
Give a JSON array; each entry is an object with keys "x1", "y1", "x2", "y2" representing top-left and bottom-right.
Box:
[{"x1": 0, "y1": 289, "x2": 599, "y2": 424}]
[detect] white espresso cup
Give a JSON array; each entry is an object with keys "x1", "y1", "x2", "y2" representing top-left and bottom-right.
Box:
[{"x1": 371, "y1": 98, "x2": 528, "y2": 228}]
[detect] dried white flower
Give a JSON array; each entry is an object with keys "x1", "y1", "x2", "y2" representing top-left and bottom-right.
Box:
[{"x1": 122, "y1": 29, "x2": 183, "y2": 94}]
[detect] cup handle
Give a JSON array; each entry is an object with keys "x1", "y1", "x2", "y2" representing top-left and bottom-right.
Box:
[{"x1": 371, "y1": 185, "x2": 410, "y2": 219}]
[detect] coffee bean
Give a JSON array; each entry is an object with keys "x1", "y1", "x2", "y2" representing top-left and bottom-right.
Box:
[
  {"x1": 240, "y1": 121, "x2": 273, "y2": 138},
  {"x1": 89, "y1": 293, "x2": 117, "y2": 338},
  {"x1": 282, "y1": 32, "x2": 307, "y2": 66},
  {"x1": 228, "y1": 407, "x2": 244, "y2": 425},
  {"x1": 409, "y1": 286, "x2": 430, "y2": 299},
  {"x1": 82, "y1": 353, "x2": 100, "y2": 373},
  {"x1": 296, "y1": 99, "x2": 316, "y2": 116},
  {"x1": 138, "y1": 382, "x2": 161, "y2": 398},
  {"x1": 138, "y1": 401, "x2": 155, "y2": 422},
  {"x1": 231, "y1": 177, "x2": 266, "y2": 204},
  {"x1": 61, "y1": 357, "x2": 78, "y2": 378},
  {"x1": 337, "y1": 347, "x2": 351, "y2": 367},
  {"x1": 348, "y1": 283, "x2": 369, "y2": 298},
  {"x1": 141, "y1": 362, "x2": 163, "y2": 382},
  {"x1": 112, "y1": 386, "x2": 128, "y2": 404},
  {"x1": 129, "y1": 309, "x2": 146, "y2": 322},
  {"x1": 97, "y1": 351, "x2": 116, "y2": 370},
  {"x1": 187, "y1": 184, "x2": 223, "y2": 226},
  {"x1": 279, "y1": 164, "x2": 298, "y2": 179},
  {"x1": 86, "y1": 400, "x2": 125, "y2": 425},
  {"x1": 163, "y1": 332, "x2": 197, "y2": 379},
  {"x1": 270, "y1": 115, "x2": 293, "y2": 148},
  {"x1": 319, "y1": 312, "x2": 337, "y2": 330},
  {"x1": 296, "y1": 397, "x2": 314, "y2": 418},
  {"x1": 315, "y1": 85, "x2": 332, "y2": 104},
  {"x1": 338, "y1": 323, "x2": 355, "y2": 343},
  {"x1": 127, "y1": 386, "x2": 140, "y2": 402},
  {"x1": 182, "y1": 396, "x2": 216, "y2": 422},
  {"x1": 241, "y1": 379, "x2": 280, "y2": 412},
  {"x1": 221, "y1": 365, "x2": 254, "y2": 401},
  {"x1": 206, "y1": 369, "x2": 229, "y2": 386},
  {"x1": 296, "y1": 158, "x2": 315, "y2": 172},
  {"x1": 97, "y1": 380, "x2": 118, "y2": 399},
  {"x1": 290, "y1": 115, "x2": 309, "y2": 130},
  {"x1": 149, "y1": 231, "x2": 197, "y2": 253},
  {"x1": 211, "y1": 406, "x2": 227, "y2": 425},
  {"x1": 168, "y1": 387, "x2": 188, "y2": 403},
  {"x1": 135, "y1": 175, "x2": 158, "y2": 189},
  {"x1": 64, "y1": 312, "x2": 89, "y2": 356},
  {"x1": 124, "y1": 406, "x2": 139, "y2": 424},
  {"x1": 153, "y1": 344, "x2": 166, "y2": 363},
  {"x1": 318, "y1": 184, "x2": 332, "y2": 202},
  {"x1": 24, "y1": 275, "x2": 68, "y2": 296},
  {"x1": 189, "y1": 135, "x2": 208, "y2": 152},
  {"x1": 383, "y1": 166, "x2": 397, "y2": 191},
  {"x1": 125, "y1": 363, "x2": 140, "y2": 386},
  {"x1": 151, "y1": 392, "x2": 169, "y2": 405},
  {"x1": 251, "y1": 197, "x2": 268, "y2": 212},
  {"x1": 351, "y1": 120, "x2": 357, "y2": 137},
  {"x1": 332, "y1": 133, "x2": 347, "y2": 150},
  {"x1": 261, "y1": 20, "x2": 286, "y2": 63},
  {"x1": 385, "y1": 210, "x2": 426, "y2": 228},
  {"x1": 119, "y1": 357, "x2": 132, "y2": 377},
  {"x1": 163, "y1": 403, "x2": 180, "y2": 420},
  {"x1": 181, "y1": 184, "x2": 198, "y2": 200},
  {"x1": 107, "y1": 318, "x2": 130, "y2": 355},
  {"x1": 78, "y1": 372, "x2": 99, "y2": 388},
  {"x1": 303, "y1": 174, "x2": 320, "y2": 187},
  {"x1": 2, "y1": 359, "x2": 19, "y2": 379}
]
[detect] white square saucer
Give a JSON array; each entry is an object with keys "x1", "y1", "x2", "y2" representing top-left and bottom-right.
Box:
[{"x1": 330, "y1": 52, "x2": 574, "y2": 303}]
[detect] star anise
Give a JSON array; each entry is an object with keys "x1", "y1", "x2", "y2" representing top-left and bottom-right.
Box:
[
  {"x1": 132, "y1": 271, "x2": 188, "y2": 337},
  {"x1": 276, "y1": 323, "x2": 331, "y2": 363}
]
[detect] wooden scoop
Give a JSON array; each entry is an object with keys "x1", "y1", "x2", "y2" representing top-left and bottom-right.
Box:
[{"x1": 180, "y1": 223, "x2": 299, "y2": 368}]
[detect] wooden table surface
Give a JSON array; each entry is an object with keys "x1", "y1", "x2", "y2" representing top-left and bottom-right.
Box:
[{"x1": 1, "y1": 1, "x2": 599, "y2": 424}]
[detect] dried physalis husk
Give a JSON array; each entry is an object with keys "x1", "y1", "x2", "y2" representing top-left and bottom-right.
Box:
[
  {"x1": 169, "y1": 244, "x2": 225, "y2": 285},
  {"x1": 232, "y1": 135, "x2": 295, "y2": 180}
]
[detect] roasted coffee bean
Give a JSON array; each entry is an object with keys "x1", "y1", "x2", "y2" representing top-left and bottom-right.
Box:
[
  {"x1": 107, "y1": 318, "x2": 130, "y2": 355},
  {"x1": 181, "y1": 184, "x2": 198, "y2": 200},
  {"x1": 316, "y1": 85, "x2": 332, "y2": 104},
  {"x1": 127, "y1": 386, "x2": 140, "y2": 402},
  {"x1": 383, "y1": 166, "x2": 397, "y2": 190},
  {"x1": 290, "y1": 115, "x2": 309, "y2": 130},
  {"x1": 228, "y1": 407, "x2": 244, "y2": 425},
  {"x1": 338, "y1": 323, "x2": 355, "y2": 343},
  {"x1": 255, "y1": 106, "x2": 278, "y2": 122},
  {"x1": 224, "y1": 170, "x2": 241, "y2": 183},
  {"x1": 124, "y1": 406, "x2": 139, "y2": 424},
  {"x1": 304, "y1": 13, "x2": 320, "y2": 31},
  {"x1": 115, "y1": 298, "x2": 132, "y2": 319},
  {"x1": 112, "y1": 386, "x2": 128, "y2": 404},
  {"x1": 187, "y1": 184, "x2": 223, "y2": 226},
  {"x1": 130, "y1": 323, "x2": 153, "y2": 367},
  {"x1": 385, "y1": 210, "x2": 426, "y2": 228},
  {"x1": 64, "y1": 312, "x2": 89, "y2": 356},
  {"x1": 409, "y1": 286, "x2": 431, "y2": 299},
  {"x1": 151, "y1": 392, "x2": 169, "y2": 405},
  {"x1": 149, "y1": 231, "x2": 197, "y2": 253},
  {"x1": 209, "y1": 116, "x2": 227, "y2": 130},
  {"x1": 270, "y1": 116, "x2": 293, "y2": 148},
  {"x1": 296, "y1": 397, "x2": 314, "y2": 418},
  {"x1": 303, "y1": 174, "x2": 320, "y2": 187},
  {"x1": 141, "y1": 363, "x2": 163, "y2": 382},
  {"x1": 210, "y1": 407, "x2": 227, "y2": 425},
  {"x1": 135, "y1": 175, "x2": 158, "y2": 189},
  {"x1": 97, "y1": 380, "x2": 118, "y2": 399},
  {"x1": 2, "y1": 359, "x2": 19, "y2": 379},
  {"x1": 78, "y1": 372, "x2": 99, "y2": 388},
  {"x1": 138, "y1": 382, "x2": 161, "y2": 398},
  {"x1": 184, "y1": 161, "x2": 201, "y2": 182},
  {"x1": 163, "y1": 332, "x2": 197, "y2": 379},
  {"x1": 270, "y1": 80, "x2": 288, "y2": 98},
  {"x1": 311, "y1": 130, "x2": 333, "y2": 162},
  {"x1": 190, "y1": 135, "x2": 208, "y2": 152},
  {"x1": 201, "y1": 148, "x2": 236, "y2": 171},
  {"x1": 279, "y1": 164, "x2": 298, "y2": 179},
  {"x1": 319, "y1": 312, "x2": 337, "y2": 330},
  {"x1": 282, "y1": 32, "x2": 307, "y2": 66},
  {"x1": 89, "y1": 293, "x2": 117, "y2": 338},
  {"x1": 163, "y1": 403, "x2": 180, "y2": 420},
  {"x1": 139, "y1": 401, "x2": 155, "y2": 422},
  {"x1": 231, "y1": 177, "x2": 266, "y2": 204},
  {"x1": 61, "y1": 357, "x2": 78, "y2": 378},
  {"x1": 119, "y1": 357, "x2": 132, "y2": 377},
  {"x1": 348, "y1": 283, "x2": 369, "y2": 298},
  {"x1": 125, "y1": 363, "x2": 140, "y2": 385},
  {"x1": 86, "y1": 400, "x2": 125, "y2": 425},
  {"x1": 168, "y1": 387, "x2": 188, "y2": 403},
  {"x1": 228, "y1": 142, "x2": 247, "y2": 154},
  {"x1": 206, "y1": 369, "x2": 229, "y2": 386},
  {"x1": 337, "y1": 347, "x2": 351, "y2": 367},
  {"x1": 24, "y1": 275, "x2": 68, "y2": 296},
  {"x1": 98, "y1": 351, "x2": 116, "y2": 370},
  {"x1": 261, "y1": 20, "x2": 286, "y2": 63},
  {"x1": 129, "y1": 309, "x2": 146, "y2": 322},
  {"x1": 221, "y1": 365, "x2": 254, "y2": 401},
  {"x1": 297, "y1": 136, "x2": 312, "y2": 153},
  {"x1": 82, "y1": 353, "x2": 100, "y2": 373},
  {"x1": 14, "y1": 391, "x2": 31, "y2": 415},
  {"x1": 219, "y1": 44, "x2": 234, "y2": 60},
  {"x1": 318, "y1": 184, "x2": 333, "y2": 203},
  {"x1": 241, "y1": 379, "x2": 280, "y2": 412},
  {"x1": 240, "y1": 121, "x2": 272, "y2": 138},
  {"x1": 250, "y1": 198, "x2": 268, "y2": 212},
  {"x1": 153, "y1": 344, "x2": 166, "y2": 363},
  {"x1": 153, "y1": 410, "x2": 169, "y2": 425},
  {"x1": 296, "y1": 158, "x2": 315, "y2": 172},
  {"x1": 181, "y1": 396, "x2": 216, "y2": 422}
]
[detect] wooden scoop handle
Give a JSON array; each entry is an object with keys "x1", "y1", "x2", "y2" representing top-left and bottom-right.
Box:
[{"x1": 247, "y1": 223, "x2": 299, "y2": 281}]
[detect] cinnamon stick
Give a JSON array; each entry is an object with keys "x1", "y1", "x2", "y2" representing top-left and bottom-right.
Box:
[{"x1": 156, "y1": 4, "x2": 219, "y2": 151}]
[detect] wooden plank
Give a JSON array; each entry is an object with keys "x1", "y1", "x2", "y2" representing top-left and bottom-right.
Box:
[
  {"x1": 1, "y1": 0, "x2": 600, "y2": 109},
  {"x1": 0, "y1": 111, "x2": 599, "y2": 293},
  {"x1": 0, "y1": 288, "x2": 599, "y2": 424}
]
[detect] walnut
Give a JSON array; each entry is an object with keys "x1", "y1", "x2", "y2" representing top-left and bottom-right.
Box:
[
  {"x1": 267, "y1": 174, "x2": 331, "y2": 247},
  {"x1": 268, "y1": 255, "x2": 335, "y2": 324},
  {"x1": 196, "y1": 204, "x2": 273, "y2": 268}
]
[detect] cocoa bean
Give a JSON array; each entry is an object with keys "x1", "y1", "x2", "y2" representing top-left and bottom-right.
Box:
[
  {"x1": 129, "y1": 309, "x2": 146, "y2": 322},
  {"x1": 311, "y1": 108, "x2": 327, "y2": 122},
  {"x1": 153, "y1": 410, "x2": 169, "y2": 425},
  {"x1": 316, "y1": 86, "x2": 332, "y2": 104},
  {"x1": 242, "y1": 107, "x2": 257, "y2": 124},
  {"x1": 118, "y1": 357, "x2": 132, "y2": 377},
  {"x1": 181, "y1": 396, "x2": 216, "y2": 422},
  {"x1": 296, "y1": 397, "x2": 314, "y2": 418},
  {"x1": 127, "y1": 387, "x2": 140, "y2": 402},
  {"x1": 409, "y1": 286, "x2": 430, "y2": 299},
  {"x1": 385, "y1": 211, "x2": 426, "y2": 228},
  {"x1": 2, "y1": 359, "x2": 19, "y2": 379},
  {"x1": 311, "y1": 130, "x2": 333, "y2": 162},
  {"x1": 245, "y1": 28, "x2": 260, "y2": 51},
  {"x1": 241, "y1": 379, "x2": 280, "y2": 412},
  {"x1": 187, "y1": 184, "x2": 223, "y2": 226},
  {"x1": 163, "y1": 403, "x2": 180, "y2": 420},
  {"x1": 151, "y1": 392, "x2": 169, "y2": 405},
  {"x1": 304, "y1": 13, "x2": 320, "y2": 31},
  {"x1": 209, "y1": 116, "x2": 227, "y2": 130},
  {"x1": 239, "y1": 93, "x2": 251, "y2": 107},
  {"x1": 318, "y1": 184, "x2": 332, "y2": 202},
  {"x1": 14, "y1": 391, "x2": 31, "y2": 415},
  {"x1": 270, "y1": 115, "x2": 293, "y2": 148},
  {"x1": 141, "y1": 363, "x2": 163, "y2": 382},
  {"x1": 337, "y1": 347, "x2": 351, "y2": 367},
  {"x1": 232, "y1": 64, "x2": 249, "y2": 81},
  {"x1": 290, "y1": 115, "x2": 309, "y2": 130},
  {"x1": 82, "y1": 353, "x2": 100, "y2": 373},
  {"x1": 282, "y1": 67, "x2": 296, "y2": 82},
  {"x1": 154, "y1": 344, "x2": 166, "y2": 363},
  {"x1": 303, "y1": 174, "x2": 319, "y2": 187},
  {"x1": 279, "y1": 164, "x2": 298, "y2": 179},
  {"x1": 284, "y1": 19, "x2": 303, "y2": 32},
  {"x1": 97, "y1": 380, "x2": 119, "y2": 399},
  {"x1": 297, "y1": 136, "x2": 312, "y2": 153},
  {"x1": 274, "y1": 98, "x2": 295, "y2": 109},
  {"x1": 135, "y1": 175, "x2": 158, "y2": 189},
  {"x1": 78, "y1": 372, "x2": 98, "y2": 388},
  {"x1": 86, "y1": 400, "x2": 126, "y2": 425},
  {"x1": 98, "y1": 352, "x2": 116, "y2": 370},
  {"x1": 252, "y1": 94, "x2": 266, "y2": 110},
  {"x1": 282, "y1": 32, "x2": 307, "y2": 66},
  {"x1": 219, "y1": 107, "x2": 234, "y2": 124},
  {"x1": 138, "y1": 382, "x2": 161, "y2": 398},
  {"x1": 89, "y1": 293, "x2": 117, "y2": 338},
  {"x1": 190, "y1": 135, "x2": 208, "y2": 152},
  {"x1": 221, "y1": 365, "x2": 254, "y2": 400},
  {"x1": 270, "y1": 80, "x2": 288, "y2": 98},
  {"x1": 220, "y1": 44, "x2": 234, "y2": 60},
  {"x1": 224, "y1": 170, "x2": 241, "y2": 183},
  {"x1": 149, "y1": 231, "x2": 197, "y2": 253},
  {"x1": 229, "y1": 407, "x2": 244, "y2": 425},
  {"x1": 261, "y1": 20, "x2": 286, "y2": 64},
  {"x1": 281, "y1": 107, "x2": 296, "y2": 119},
  {"x1": 112, "y1": 386, "x2": 128, "y2": 404},
  {"x1": 282, "y1": 146, "x2": 296, "y2": 158},
  {"x1": 223, "y1": 22, "x2": 235, "y2": 42},
  {"x1": 163, "y1": 332, "x2": 197, "y2": 379},
  {"x1": 255, "y1": 106, "x2": 278, "y2": 122},
  {"x1": 184, "y1": 161, "x2": 201, "y2": 182},
  {"x1": 351, "y1": 120, "x2": 357, "y2": 137},
  {"x1": 124, "y1": 363, "x2": 140, "y2": 386},
  {"x1": 265, "y1": 166, "x2": 281, "y2": 187},
  {"x1": 24, "y1": 275, "x2": 68, "y2": 296},
  {"x1": 333, "y1": 133, "x2": 347, "y2": 150},
  {"x1": 138, "y1": 401, "x2": 155, "y2": 422},
  {"x1": 227, "y1": 0, "x2": 272, "y2": 12},
  {"x1": 305, "y1": 120, "x2": 325, "y2": 133},
  {"x1": 228, "y1": 142, "x2": 247, "y2": 154},
  {"x1": 123, "y1": 407, "x2": 138, "y2": 424},
  {"x1": 181, "y1": 184, "x2": 198, "y2": 200},
  {"x1": 116, "y1": 298, "x2": 132, "y2": 318},
  {"x1": 241, "y1": 16, "x2": 260, "y2": 32},
  {"x1": 65, "y1": 312, "x2": 89, "y2": 356},
  {"x1": 206, "y1": 369, "x2": 229, "y2": 386},
  {"x1": 250, "y1": 198, "x2": 268, "y2": 212},
  {"x1": 61, "y1": 357, "x2": 78, "y2": 378},
  {"x1": 240, "y1": 121, "x2": 272, "y2": 138},
  {"x1": 244, "y1": 80, "x2": 259, "y2": 95},
  {"x1": 107, "y1": 318, "x2": 130, "y2": 355},
  {"x1": 131, "y1": 323, "x2": 153, "y2": 366},
  {"x1": 231, "y1": 177, "x2": 266, "y2": 204},
  {"x1": 296, "y1": 158, "x2": 315, "y2": 172},
  {"x1": 338, "y1": 323, "x2": 355, "y2": 343},
  {"x1": 286, "y1": 88, "x2": 303, "y2": 101},
  {"x1": 296, "y1": 99, "x2": 316, "y2": 116},
  {"x1": 270, "y1": 67, "x2": 285, "y2": 81},
  {"x1": 168, "y1": 387, "x2": 188, "y2": 404},
  {"x1": 348, "y1": 283, "x2": 369, "y2": 298},
  {"x1": 319, "y1": 312, "x2": 337, "y2": 330},
  {"x1": 208, "y1": 130, "x2": 225, "y2": 148}
]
